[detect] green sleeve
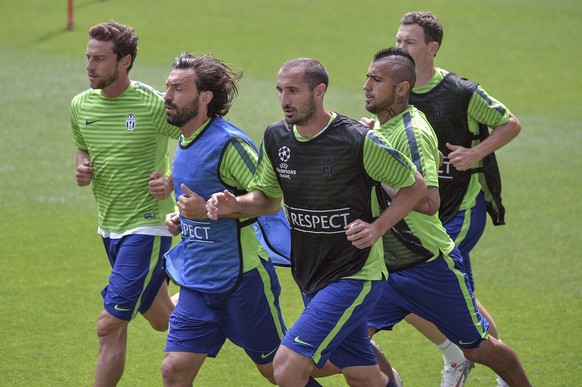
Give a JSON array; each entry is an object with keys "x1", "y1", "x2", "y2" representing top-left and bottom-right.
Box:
[
  {"x1": 71, "y1": 96, "x2": 87, "y2": 150},
  {"x1": 219, "y1": 138, "x2": 259, "y2": 191},
  {"x1": 70, "y1": 98, "x2": 87, "y2": 150},
  {"x1": 363, "y1": 132, "x2": 417, "y2": 189},
  {"x1": 408, "y1": 117, "x2": 440, "y2": 187},
  {"x1": 248, "y1": 140, "x2": 283, "y2": 198},
  {"x1": 468, "y1": 85, "x2": 511, "y2": 128}
]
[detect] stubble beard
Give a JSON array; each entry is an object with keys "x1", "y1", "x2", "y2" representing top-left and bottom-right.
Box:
[
  {"x1": 166, "y1": 95, "x2": 200, "y2": 128},
  {"x1": 91, "y1": 70, "x2": 119, "y2": 90},
  {"x1": 285, "y1": 97, "x2": 317, "y2": 126}
]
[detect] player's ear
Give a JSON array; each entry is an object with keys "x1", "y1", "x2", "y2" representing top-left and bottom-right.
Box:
[
  {"x1": 429, "y1": 41, "x2": 440, "y2": 57},
  {"x1": 119, "y1": 54, "x2": 132, "y2": 71},
  {"x1": 397, "y1": 80, "x2": 410, "y2": 96},
  {"x1": 314, "y1": 83, "x2": 327, "y2": 99},
  {"x1": 201, "y1": 90, "x2": 213, "y2": 106}
]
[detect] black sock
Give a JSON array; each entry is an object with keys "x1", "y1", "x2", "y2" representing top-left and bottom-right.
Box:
[
  {"x1": 305, "y1": 376, "x2": 322, "y2": 387},
  {"x1": 386, "y1": 377, "x2": 397, "y2": 387}
]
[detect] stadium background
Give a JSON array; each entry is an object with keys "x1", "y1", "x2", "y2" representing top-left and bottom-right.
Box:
[{"x1": 0, "y1": 0, "x2": 579, "y2": 385}]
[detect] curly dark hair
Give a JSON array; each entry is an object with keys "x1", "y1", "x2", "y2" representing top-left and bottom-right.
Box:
[
  {"x1": 88, "y1": 20, "x2": 139, "y2": 71},
  {"x1": 171, "y1": 53, "x2": 242, "y2": 117}
]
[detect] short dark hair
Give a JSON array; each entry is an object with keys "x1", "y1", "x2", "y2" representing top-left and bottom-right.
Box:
[
  {"x1": 400, "y1": 11, "x2": 443, "y2": 47},
  {"x1": 280, "y1": 58, "x2": 329, "y2": 90},
  {"x1": 373, "y1": 47, "x2": 416, "y2": 89},
  {"x1": 172, "y1": 52, "x2": 242, "y2": 117},
  {"x1": 89, "y1": 20, "x2": 138, "y2": 71}
]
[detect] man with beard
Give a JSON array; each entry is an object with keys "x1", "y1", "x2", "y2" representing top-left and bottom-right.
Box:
[
  {"x1": 70, "y1": 21, "x2": 180, "y2": 386},
  {"x1": 206, "y1": 58, "x2": 427, "y2": 387},
  {"x1": 159, "y1": 52, "x2": 299, "y2": 386},
  {"x1": 362, "y1": 47, "x2": 530, "y2": 387}
]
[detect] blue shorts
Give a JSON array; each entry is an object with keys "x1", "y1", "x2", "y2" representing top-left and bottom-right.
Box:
[
  {"x1": 367, "y1": 250, "x2": 489, "y2": 349},
  {"x1": 101, "y1": 234, "x2": 172, "y2": 321},
  {"x1": 165, "y1": 258, "x2": 286, "y2": 365},
  {"x1": 281, "y1": 279, "x2": 383, "y2": 369},
  {"x1": 443, "y1": 192, "x2": 487, "y2": 290}
]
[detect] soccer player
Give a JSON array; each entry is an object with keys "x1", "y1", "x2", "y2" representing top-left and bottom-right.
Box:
[
  {"x1": 70, "y1": 21, "x2": 179, "y2": 386},
  {"x1": 160, "y1": 52, "x2": 290, "y2": 386},
  {"x1": 362, "y1": 47, "x2": 530, "y2": 387},
  {"x1": 206, "y1": 58, "x2": 427, "y2": 387},
  {"x1": 393, "y1": 11, "x2": 522, "y2": 386}
]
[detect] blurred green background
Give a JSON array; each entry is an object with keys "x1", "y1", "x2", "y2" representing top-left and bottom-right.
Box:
[{"x1": 0, "y1": 0, "x2": 580, "y2": 385}]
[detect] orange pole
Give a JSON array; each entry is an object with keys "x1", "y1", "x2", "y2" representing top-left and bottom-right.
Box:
[{"x1": 67, "y1": 0, "x2": 74, "y2": 30}]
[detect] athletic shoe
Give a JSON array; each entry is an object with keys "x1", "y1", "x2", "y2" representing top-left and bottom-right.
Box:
[
  {"x1": 440, "y1": 360, "x2": 474, "y2": 387},
  {"x1": 496, "y1": 374, "x2": 509, "y2": 387}
]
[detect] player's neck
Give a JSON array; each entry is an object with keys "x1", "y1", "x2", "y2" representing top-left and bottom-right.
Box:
[
  {"x1": 377, "y1": 103, "x2": 408, "y2": 126},
  {"x1": 295, "y1": 110, "x2": 332, "y2": 138},
  {"x1": 181, "y1": 114, "x2": 211, "y2": 138},
  {"x1": 101, "y1": 76, "x2": 131, "y2": 99},
  {"x1": 415, "y1": 64, "x2": 437, "y2": 88}
]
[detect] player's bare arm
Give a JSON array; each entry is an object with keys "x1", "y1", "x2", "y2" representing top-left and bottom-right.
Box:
[
  {"x1": 446, "y1": 113, "x2": 521, "y2": 171},
  {"x1": 382, "y1": 184, "x2": 440, "y2": 216},
  {"x1": 206, "y1": 189, "x2": 281, "y2": 220},
  {"x1": 347, "y1": 171, "x2": 427, "y2": 249}
]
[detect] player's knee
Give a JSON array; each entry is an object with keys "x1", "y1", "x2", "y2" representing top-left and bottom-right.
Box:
[
  {"x1": 273, "y1": 351, "x2": 311, "y2": 385},
  {"x1": 96, "y1": 310, "x2": 126, "y2": 339},
  {"x1": 161, "y1": 356, "x2": 178, "y2": 382}
]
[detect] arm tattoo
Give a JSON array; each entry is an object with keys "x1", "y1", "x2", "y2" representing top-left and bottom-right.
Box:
[{"x1": 424, "y1": 186, "x2": 439, "y2": 213}]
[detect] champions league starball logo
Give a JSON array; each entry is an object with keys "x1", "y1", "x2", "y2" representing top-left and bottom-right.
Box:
[
  {"x1": 276, "y1": 146, "x2": 296, "y2": 180},
  {"x1": 278, "y1": 146, "x2": 291, "y2": 162}
]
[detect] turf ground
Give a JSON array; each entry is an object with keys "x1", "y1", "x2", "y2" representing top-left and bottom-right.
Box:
[{"x1": 0, "y1": 0, "x2": 580, "y2": 385}]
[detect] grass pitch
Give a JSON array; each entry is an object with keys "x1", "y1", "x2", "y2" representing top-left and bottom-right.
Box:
[{"x1": 0, "y1": 0, "x2": 580, "y2": 385}]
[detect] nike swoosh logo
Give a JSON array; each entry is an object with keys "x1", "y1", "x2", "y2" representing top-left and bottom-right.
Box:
[
  {"x1": 294, "y1": 336, "x2": 314, "y2": 347},
  {"x1": 458, "y1": 339, "x2": 477, "y2": 346},
  {"x1": 260, "y1": 347, "x2": 278, "y2": 359},
  {"x1": 85, "y1": 120, "x2": 99, "y2": 125},
  {"x1": 114, "y1": 304, "x2": 132, "y2": 312}
]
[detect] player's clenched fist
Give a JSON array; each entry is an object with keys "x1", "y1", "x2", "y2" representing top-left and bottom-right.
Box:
[
  {"x1": 165, "y1": 212, "x2": 182, "y2": 236},
  {"x1": 206, "y1": 190, "x2": 237, "y2": 220},
  {"x1": 76, "y1": 157, "x2": 93, "y2": 186}
]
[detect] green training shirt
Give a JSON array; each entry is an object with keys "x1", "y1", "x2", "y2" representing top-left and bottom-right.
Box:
[
  {"x1": 71, "y1": 81, "x2": 181, "y2": 236},
  {"x1": 375, "y1": 106, "x2": 456, "y2": 259},
  {"x1": 413, "y1": 68, "x2": 511, "y2": 211}
]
